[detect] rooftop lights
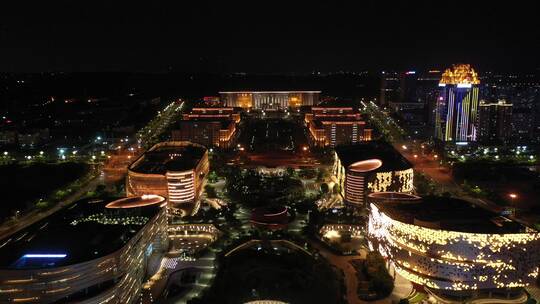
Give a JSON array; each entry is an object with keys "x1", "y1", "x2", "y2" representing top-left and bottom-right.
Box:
[
  {"x1": 439, "y1": 64, "x2": 480, "y2": 85},
  {"x1": 23, "y1": 254, "x2": 67, "y2": 259}
]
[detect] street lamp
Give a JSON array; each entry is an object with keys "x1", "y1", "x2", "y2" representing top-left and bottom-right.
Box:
[{"x1": 508, "y1": 193, "x2": 519, "y2": 215}]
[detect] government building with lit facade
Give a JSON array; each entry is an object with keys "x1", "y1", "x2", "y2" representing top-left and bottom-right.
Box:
[
  {"x1": 0, "y1": 196, "x2": 167, "y2": 304},
  {"x1": 368, "y1": 192, "x2": 540, "y2": 303},
  {"x1": 127, "y1": 141, "x2": 209, "y2": 216},
  {"x1": 219, "y1": 91, "x2": 320, "y2": 110},
  {"x1": 333, "y1": 141, "x2": 413, "y2": 206},
  {"x1": 305, "y1": 106, "x2": 372, "y2": 147},
  {"x1": 435, "y1": 64, "x2": 481, "y2": 142},
  {"x1": 172, "y1": 107, "x2": 241, "y2": 149}
]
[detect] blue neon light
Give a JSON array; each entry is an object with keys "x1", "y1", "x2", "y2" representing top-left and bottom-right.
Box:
[{"x1": 23, "y1": 254, "x2": 67, "y2": 258}]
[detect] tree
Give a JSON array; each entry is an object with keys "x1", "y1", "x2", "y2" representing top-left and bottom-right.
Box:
[
  {"x1": 205, "y1": 184, "x2": 217, "y2": 198},
  {"x1": 208, "y1": 171, "x2": 219, "y2": 183},
  {"x1": 286, "y1": 167, "x2": 295, "y2": 177},
  {"x1": 363, "y1": 252, "x2": 394, "y2": 299},
  {"x1": 35, "y1": 200, "x2": 49, "y2": 210},
  {"x1": 317, "y1": 169, "x2": 326, "y2": 182},
  {"x1": 95, "y1": 184, "x2": 106, "y2": 194},
  {"x1": 320, "y1": 183, "x2": 329, "y2": 194}
]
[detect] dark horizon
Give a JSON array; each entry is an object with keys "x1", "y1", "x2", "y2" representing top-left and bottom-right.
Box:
[{"x1": 1, "y1": 1, "x2": 539, "y2": 73}]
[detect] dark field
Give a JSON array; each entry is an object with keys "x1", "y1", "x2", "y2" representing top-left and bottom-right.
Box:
[
  {"x1": 0, "y1": 162, "x2": 90, "y2": 221},
  {"x1": 201, "y1": 244, "x2": 341, "y2": 304}
]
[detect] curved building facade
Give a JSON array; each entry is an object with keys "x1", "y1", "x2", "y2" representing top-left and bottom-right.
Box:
[
  {"x1": 333, "y1": 142, "x2": 413, "y2": 206},
  {"x1": 367, "y1": 193, "x2": 540, "y2": 302},
  {"x1": 0, "y1": 196, "x2": 167, "y2": 304},
  {"x1": 127, "y1": 141, "x2": 209, "y2": 216}
]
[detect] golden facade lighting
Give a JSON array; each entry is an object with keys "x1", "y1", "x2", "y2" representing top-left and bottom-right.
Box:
[
  {"x1": 439, "y1": 64, "x2": 480, "y2": 85},
  {"x1": 334, "y1": 143, "x2": 414, "y2": 206},
  {"x1": 219, "y1": 91, "x2": 321, "y2": 110},
  {"x1": 367, "y1": 197, "x2": 540, "y2": 295},
  {"x1": 306, "y1": 106, "x2": 372, "y2": 147},
  {"x1": 126, "y1": 141, "x2": 209, "y2": 216}
]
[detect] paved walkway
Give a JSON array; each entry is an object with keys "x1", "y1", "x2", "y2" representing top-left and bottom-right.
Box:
[{"x1": 142, "y1": 251, "x2": 217, "y2": 304}]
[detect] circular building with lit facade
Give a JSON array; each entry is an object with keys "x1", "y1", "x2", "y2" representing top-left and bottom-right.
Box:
[
  {"x1": 127, "y1": 141, "x2": 209, "y2": 216},
  {"x1": 367, "y1": 193, "x2": 540, "y2": 303},
  {"x1": 0, "y1": 196, "x2": 167, "y2": 304},
  {"x1": 333, "y1": 141, "x2": 413, "y2": 206}
]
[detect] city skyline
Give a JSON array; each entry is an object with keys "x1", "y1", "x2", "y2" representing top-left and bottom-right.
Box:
[{"x1": 1, "y1": 2, "x2": 540, "y2": 304}]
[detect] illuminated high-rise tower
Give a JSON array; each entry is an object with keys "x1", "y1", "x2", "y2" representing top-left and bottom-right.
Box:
[{"x1": 435, "y1": 64, "x2": 480, "y2": 142}]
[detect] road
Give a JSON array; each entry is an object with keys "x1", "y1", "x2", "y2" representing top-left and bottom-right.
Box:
[
  {"x1": 395, "y1": 141, "x2": 508, "y2": 216},
  {"x1": 394, "y1": 142, "x2": 454, "y2": 187},
  {"x1": 0, "y1": 172, "x2": 104, "y2": 240},
  {"x1": 0, "y1": 100, "x2": 184, "y2": 240}
]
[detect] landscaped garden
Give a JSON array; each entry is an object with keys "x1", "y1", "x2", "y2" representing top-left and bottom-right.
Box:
[
  {"x1": 352, "y1": 252, "x2": 394, "y2": 301},
  {"x1": 194, "y1": 240, "x2": 342, "y2": 304}
]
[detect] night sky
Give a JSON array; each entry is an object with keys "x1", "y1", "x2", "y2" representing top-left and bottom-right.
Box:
[{"x1": 0, "y1": 1, "x2": 539, "y2": 73}]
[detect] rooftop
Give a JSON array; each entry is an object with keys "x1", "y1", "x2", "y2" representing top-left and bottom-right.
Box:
[
  {"x1": 129, "y1": 142, "x2": 207, "y2": 174},
  {"x1": 312, "y1": 118, "x2": 366, "y2": 128},
  {"x1": 440, "y1": 64, "x2": 480, "y2": 85},
  {"x1": 335, "y1": 141, "x2": 412, "y2": 172},
  {"x1": 219, "y1": 90, "x2": 321, "y2": 94},
  {"x1": 316, "y1": 99, "x2": 359, "y2": 107},
  {"x1": 0, "y1": 197, "x2": 162, "y2": 270},
  {"x1": 372, "y1": 195, "x2": 526, "y2": 234},
  {"x1": 179, "y1": 118, "x2": 234, "y2": 129}
]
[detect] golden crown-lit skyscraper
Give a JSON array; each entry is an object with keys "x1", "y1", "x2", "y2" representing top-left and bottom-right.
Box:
[{"x1": 435, "y1": 64, "x2": 480, "y2": 142}]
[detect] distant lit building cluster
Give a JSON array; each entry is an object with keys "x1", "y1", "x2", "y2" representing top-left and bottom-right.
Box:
[
  {"x1": 375, "y1": 67, "x2": 540, "y2": 144},
  {"x1": 494, "y1": 82, "x2": 540, "y2": 144},
  {"x1": 0, "y1": 196, "x2": 167, "y2": 304},
  {"x1": 478, "y1": 99, "x2": 513, "y2": 144},
  {"x1": 127, "y1": 141, "x2": 209, "y2": 217},
  {"x1": 219, "y1": 91, "x2": 320, "y2": 110},
  {"x1": 333, "y1": 141, "x2": 413, "y2": 206},
  {"x1": 172, "y1": 107, "x2": 241, "y2": 149},
  {"x1": 368, "y1": 193, "x2": 540, "y2": 302},
  {"x1": 305, "y1": 106, "x2": 372, "y2": 147},
  {"x1": 435, "y1": 64, "x2": 481, "y2": 142}
]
